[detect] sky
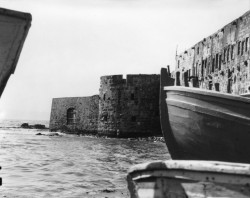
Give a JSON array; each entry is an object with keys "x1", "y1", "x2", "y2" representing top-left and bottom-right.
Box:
[{"x1": 0, "y1": 0, "x2": 249, "y2": 121}]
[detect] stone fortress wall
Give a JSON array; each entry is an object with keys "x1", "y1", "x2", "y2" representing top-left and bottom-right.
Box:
[
  {"x1": 98, "y1": 74, "x2": 161, "y2": 137},
  {"x1": 175, "y1": 10, "x2": 250, "y2": 95},
  {"x1": 49, "y1": 96, "x2": 99, "y2": 134},
  {"x1": 49, "y1": 74, "x2": 161, "y2": 137}
]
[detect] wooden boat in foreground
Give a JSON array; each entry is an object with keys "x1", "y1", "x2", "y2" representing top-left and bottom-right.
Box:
[
  {"x1": 160, "y1": 68, "x2": 250, "y2": 163},
  {"x1": 127, "y1": 160, "x2": 250, "y2": 198},
  {"x1": 0, "y1": 8, "x2": 32, "y2": 97}
]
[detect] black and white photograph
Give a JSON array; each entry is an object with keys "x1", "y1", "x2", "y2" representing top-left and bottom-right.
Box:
[{"x1": 0, "y1": 0, "x2": 250, "y2": 197}]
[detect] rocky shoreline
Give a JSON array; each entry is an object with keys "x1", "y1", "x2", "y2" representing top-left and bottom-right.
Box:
[
  {"x1": 21, "y1": 123, "x2": 48, "y2": 129},
  {"x1": 20, "y1": 123, "x2": 165, "y2": 143}
]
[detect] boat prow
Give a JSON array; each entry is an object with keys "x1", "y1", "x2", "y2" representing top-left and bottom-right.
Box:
[
  {"x1": 160, "y1": 68, "x2": 181, "y2": 159},
  {"x1": 0, "y1": 8, "x2": 32, "y2": 97},
  {"x1": 127, "y1": 160, "x2": 250, "y2": 198},
  {"x1": 162, "y1": 85, "x2": 250, "y2": 163}
]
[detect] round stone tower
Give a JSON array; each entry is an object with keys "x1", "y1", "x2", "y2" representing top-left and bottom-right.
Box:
[
  {"x1": 98, "y1": 75, "x2": 125, "y2": 137},
  {"x1": 98, "y1": 74, "x2": 161, "y2": 138}
]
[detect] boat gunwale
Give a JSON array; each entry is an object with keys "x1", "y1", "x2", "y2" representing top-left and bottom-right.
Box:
[
  {"x1": 166, "y1": 99, "x2": 250, "y2": 125},
  {"x1": 128, "y1": 160, "x2": 250, "y2": 176},
  {"x1": 0, "y1": 8, "x2": 32, "y2": 21},
  {"x1": 164, "y1": 86, "x2": 250, "y2": 104}
]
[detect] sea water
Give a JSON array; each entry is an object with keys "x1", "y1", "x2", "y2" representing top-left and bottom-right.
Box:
[{"x1": 0, "y1": 120, "x2": 170, "y2": 198}]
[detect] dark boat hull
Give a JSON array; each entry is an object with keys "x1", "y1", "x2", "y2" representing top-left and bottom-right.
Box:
[
  {"x1": 0, "y1": 8, "x2": 32, "y2": 97},
  {"x1": 159, "y1": 68, "x2": 181, "y2": 158},
  {"x1": 161, "y1": 82, "x2": 250, "y2": 163},
  {"x1": 127, "y1": 160, "x2": 250, "y2": 198}
]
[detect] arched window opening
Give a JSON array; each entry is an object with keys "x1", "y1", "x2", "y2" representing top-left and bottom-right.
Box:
[
  {"x1": 246, "y1": 37, "x2": 249, "y2": 52},
  {"x1": 231, "y1": 45, "x2": 234, "y2": 60},
  {"x1": 238, "y1": 41, "x2": 241, "y2": 55},
  {"x1": 241, "y1": 41, "x2": 245, "y2": 55},
  {"x1": 244, "y1": 61, "x2": 248, "y2": 67},
  {"x1": 67, "y1": 108, "x2": 76, "y2": 125},
  {"x1": 215, "y1": 83, "x2": 220, "y2": 92}
]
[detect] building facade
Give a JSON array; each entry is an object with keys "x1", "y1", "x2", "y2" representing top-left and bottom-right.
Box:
[
  {"x1": 49, "y1": 74, "x2": 161, "y2": 137},
  {"x1": 49, "y1": 95, "x2": 99, "y2": 134},
  {"x1": 98, "y1": 74, "x2": 161, "y2": 137},
  {"x1": 175, "y1": 11, "x2": 250, "y2": 95}
]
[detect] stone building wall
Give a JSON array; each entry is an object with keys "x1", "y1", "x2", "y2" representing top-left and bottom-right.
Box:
[
  {"x1": 98, "y1": 74, "x2": 161, "y2": 137},
  {"x1": 49, "y1": 74, "x2": 161, "y2": 137},
  {"x1": 175, "y1": 10, "x2": 250, "y2": 95},
  {"x1": 49, "y1": 95, "x2": 99, "y2": 134},
  {"x1": 98, "y1": 75, "x2": 125, "y2": 136}
]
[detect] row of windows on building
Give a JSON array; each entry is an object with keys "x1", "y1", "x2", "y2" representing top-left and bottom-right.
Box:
[
  {"x1": 192, "y1": 38, "x2": 249, "y2": 77},
  {"x1": 177, "y1": 37, "x2": 250, "y2": 70},
  {"x1": 195, "y1": 37, "x2": 249, "y2": 56}
]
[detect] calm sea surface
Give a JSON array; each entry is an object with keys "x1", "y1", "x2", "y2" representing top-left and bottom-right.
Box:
[{"x1": 0, "y1": 119, "x2": 170, "y2": 198}]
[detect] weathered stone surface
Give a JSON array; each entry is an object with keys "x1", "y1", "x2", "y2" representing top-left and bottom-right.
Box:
[
  {"x1": 49, "y1": 74, "x2": 161, "y2": 138},
  {"x1": 174, "y1": 10, "x2": 250, "y2": 95},
  {"x1": 98, "y1": 74, "x2": 161, "y2": 137},
  {"x1": 49, "y1": 95, "x2": 99, "y2": 135}
]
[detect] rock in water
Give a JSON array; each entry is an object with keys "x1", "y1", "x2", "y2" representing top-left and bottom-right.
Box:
[
  {"x1": 21, "y1": 123, "x2": 29, "y2": 128},
  {"x1": 33, "y1": 124, "x2": 46, "y2": 129},
  {"x1": 21, "y1": 123, "x2": 46, "y2": 129}
]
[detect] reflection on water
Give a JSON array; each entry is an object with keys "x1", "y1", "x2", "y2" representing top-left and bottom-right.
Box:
[{"x1": 0, "y1": 120, "x2": 170, "y2": 197}]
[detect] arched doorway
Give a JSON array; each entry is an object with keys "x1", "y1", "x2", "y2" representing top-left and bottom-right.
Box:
[{"x1": 67, "y1": 108, "x2": 76, "y2": 125}]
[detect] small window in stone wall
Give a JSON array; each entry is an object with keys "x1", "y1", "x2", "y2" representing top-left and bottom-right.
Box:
[
  {"x1": 246, "y1": 37, "x2": 249, "y2": 52},
  {"x1": 244, "y1": 61, "x2": 248, "y2": 67},
  {"x1": 209, "y1": 82, "x2": 213, "y2": 90},
  {"x1": 238, "y1": 41, "x2": 241, "y2": 55},
  {"x1": 67, "y1": 108, "x2": 76, "y2": 125},
  {"x1": 212, "y1": 58, "x2": 215, "y2": 72},
  {"x1": 219, "y1": 54, "x2": 222, "y2": 70},
  {"x1": 216, "y1": 54, "x2": 219, "y2": 68},
  {"x1": 227, "y1": 46, "x2": 230, "y2": 62},
  {"x1": 215, "y1": 83, "x2": 220, "y2": 92},
  {"x1": 241, "y1": 41, "x2": 245, "y2": 55},
  {"x1": 103, "y1": 94, "x2": 106, "y2": 101},
  {"x1": 231, "y1": 45, "x2": 234, "y2": 60},
  {"x1": 131, "y1": 93, "x2": 135, "y2": 100},
  {"x1": 131, "y1": 116, "x2": 136, "y2": 122},
  {"x1": 201, "y1": 59, "x2": 204, "y2": 76}
]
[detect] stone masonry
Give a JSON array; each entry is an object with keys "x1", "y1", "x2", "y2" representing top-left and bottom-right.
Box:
[
  {"x1": 49, "y1": 74, "x2": 161, "y2": 137},
  {"x1": 175, "y1": 10, "x2": 250, "y2": 95},
  {"x1": 98, "y1": 74, "x2": 161, "y2": 137},
  {"x1": 49, "y1": 95, "x2": 99, "y2": 134}
]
